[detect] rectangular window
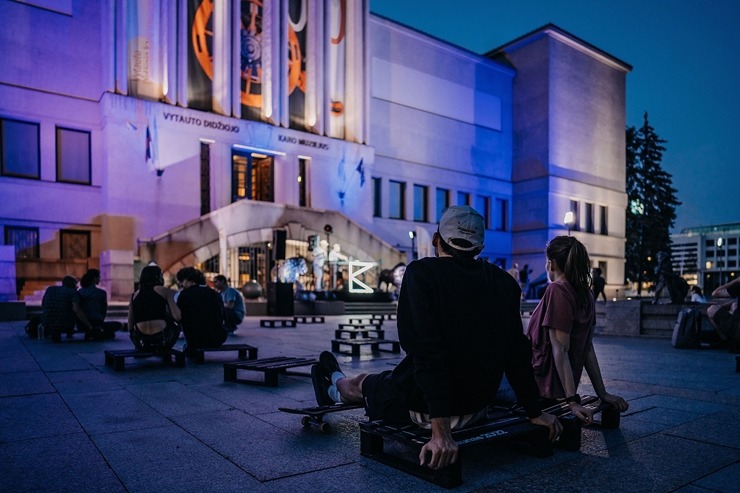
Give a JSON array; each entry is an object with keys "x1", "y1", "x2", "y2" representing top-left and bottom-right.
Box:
[
  {"x1": 372, "y1": 177, "x2": 382, "y2": 217},
  {"x1": 1, "y1": 118, "x2": 40, "y2": 179},
  {"x1": 436, "y1": 188, "x2": 449, "y2": 221},
  {"x1": 56, "y1": 127, "x2": 91, "y2": 184},
  {"x1": 298, "y1": 158, "x2": 310, "y2": 207},
  {"x1": 4, "y1": 226, "x2": 39, "y2": 259},
  {"x1": 475, "y1": 195, "x2": 491, "y2": 229},
  {"x1": 457, "y1": 191, "x2": 470, "y2": 206},
  {"x1": 494, "y1": 198, "x2": 508, "y2": 231},
  {"x1": 413, "y1": 185, "x2": 428, "y2": 222},
  {"x1": 569, "y1": 200, "x2": 580, "y2": 232},
  {"x1": 200, "y1": 142, "x2": 211, "y2": 215},
  {"x1": 60, "y1": 230, "x2": 90, "y2": 259},
  {"x1": 585, "y1": 203, "x2": 594, "y2": 233},
  {"x1": 599, "y1": 206, "x2": 608, "y2": 235},
  {"x1": 389, "y1": 180, "x2": 406, "y2": 220}
]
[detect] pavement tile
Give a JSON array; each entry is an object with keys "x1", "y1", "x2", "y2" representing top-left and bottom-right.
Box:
[
  {"x1": 0, "y1": 393, "x2": 82, "y2": 442},
  {"x1": 692, "y1": 461, "x2": 740, "y2": 493},
  {"x1": 0, "y1": 370, "x2": 55, "y2": 397},
  {"x1": 124, "y1": 381, "x2": 232, "y2": 417}
]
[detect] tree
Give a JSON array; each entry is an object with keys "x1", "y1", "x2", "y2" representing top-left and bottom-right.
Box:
[{"x1": 625, "y1": 112, "x2": 681, "y2": 295}]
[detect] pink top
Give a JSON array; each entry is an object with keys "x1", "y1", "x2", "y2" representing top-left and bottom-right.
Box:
[{"x1": 527, "y1": 279, "x2": 595, "y2": 399}]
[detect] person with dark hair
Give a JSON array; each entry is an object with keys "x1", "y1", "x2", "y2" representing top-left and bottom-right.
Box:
[
  {"x1": 78, "y1": 269, "x2": 108, "y2": 339},
  {"x1": 176, "y1": 267, "x2": 227, "y2": 354},
  {"x1": 42, "y1": 275, "x2": 94, "y2": 342},
  {"x1": 527, "y1": 236, "x2": 628, "y2": 425},
  {"x1": 213, "y1": 275, "x2": 245, "y2": 333},
  {"x1": 690, "y1": 285, "x2": 706, "y2": 304},
  {"x1": 592, "y1": 268, "x2": 607, "y2": 302},
  {"x1": 128, "y1": 265, "x2": 181, "y2": 351},
  {"x1": 311, "y1": 205, "x2": 562, "y2": 471}
]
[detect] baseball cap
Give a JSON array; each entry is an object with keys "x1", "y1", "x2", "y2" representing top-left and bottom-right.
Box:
[{"x1": 438, "y1": 205, "x2": 485, "y2": 251}]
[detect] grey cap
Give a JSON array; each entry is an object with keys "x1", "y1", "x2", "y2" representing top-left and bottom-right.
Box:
[{"x1": 438, "y1": 205, "x2": 485, "y2": 251}]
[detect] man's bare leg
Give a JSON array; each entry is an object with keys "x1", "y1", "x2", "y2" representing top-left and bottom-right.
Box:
[{"x1": 335, "y1": 374, "x2": 368, "y2": 404}]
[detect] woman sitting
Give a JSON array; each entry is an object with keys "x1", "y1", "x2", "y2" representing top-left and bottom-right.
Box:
[{"x1": 128, "y1": 265, "x2": 181, "y2": 352}]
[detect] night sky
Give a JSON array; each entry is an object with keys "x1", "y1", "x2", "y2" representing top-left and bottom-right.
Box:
[{"x1": 371, "y1": 0, "x2": 740, "y2": 233}]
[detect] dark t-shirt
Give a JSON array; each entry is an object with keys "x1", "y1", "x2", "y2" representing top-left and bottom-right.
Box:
[
  {"x1": 177, "y1": 285, "x2": 226, "y2": 349},
  {"x1": 78, "y1": 286, "x2": 107, "y2": 325},
  {"x1": 41, "y1": 285, "x2": 79, "y2": 331},
  {"x1": 527, "y1": 279, "x2": 595, "y2": 399}
]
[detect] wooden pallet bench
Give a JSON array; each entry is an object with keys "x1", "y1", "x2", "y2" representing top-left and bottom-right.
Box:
[
  {"x1": 172, "y1": 344, "x2": 259, "y2": 364},
  {"x1": 331, "y1": 338, "x2": 400, "y2": 356},
  {"x1": 223, "y1": 356, "x2": 317, "y2": 386},
  {"x1": 294, "y1": 315, "x2": 325, "y2": 324},
  {"x1": 348, "y1": 317, "x2": 383, "y2": 326},
  {"x1": 338, "y1": 322, "x2": 382, "y2": 330},
  {"x1": 370, "y1": 313, "x2": 396, "y2": 321},
  {"x1": 104, "y1": 348, "x2": 185, "y2": 372},
  {"x1": 259, "y1": 318, "x2": 297, "y2": 328},
  {"x1": 335, "y1": 327, "x2": 386, "y2": 340}
]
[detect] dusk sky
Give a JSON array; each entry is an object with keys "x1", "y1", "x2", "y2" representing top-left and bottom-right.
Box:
[{"x1": 371, "y1": 0, "x2": 740, "y2": 233}]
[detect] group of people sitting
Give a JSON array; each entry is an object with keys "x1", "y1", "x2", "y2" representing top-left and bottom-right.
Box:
[
  {"x1": 41, "y1": 269, "x2": 111, "y2": 342},
  {"x1": 128, "y1": 266, "x2": 245, "y2": 355},
  {"x1": 311, "y1": 205, "x2": 629, "y2": 470}
]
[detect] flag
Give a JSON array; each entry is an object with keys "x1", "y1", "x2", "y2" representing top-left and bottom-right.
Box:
[{"x1": 356, "y1": 158, "x2": 365, "y2": 187}]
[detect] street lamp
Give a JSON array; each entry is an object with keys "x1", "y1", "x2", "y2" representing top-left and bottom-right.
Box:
[
  {"x1": 564, "y1": 211, "x2": 576, "y2": 235},
  {"x1": 408, "y1": 230, "x2": 417, "y2": 260}
]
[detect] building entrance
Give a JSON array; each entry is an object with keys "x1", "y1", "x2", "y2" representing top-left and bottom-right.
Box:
[{"x1": 231, "y1": 151, "x2": 274, "y2": 203}]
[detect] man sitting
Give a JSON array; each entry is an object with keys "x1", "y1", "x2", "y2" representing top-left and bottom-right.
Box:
[
  {"x1": 41, "y1": 276, "x2": 94, "y2": 342},
  {"x1": 312, "y1": 206, "x2": 561, "y2": 470},
  {"x1": 176, "y1": 267, "x2": 227, "y2": 354},
  {"x1": 78, "y1": 269, "x2": 109, "y2": 340},
  {"x1": 708, "y1": 277, "x2": 740, "y2": 353},
  {"x1": 213, "y1": 275, "x2": 245, "y2": 333}
]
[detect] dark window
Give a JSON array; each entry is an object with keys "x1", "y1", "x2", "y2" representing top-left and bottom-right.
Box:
[
  {"x1": 1, "y1": 118, "x2": 40, "y2": 178},
  {"x1": 299, "y1": 158, "x2": 310, "y2": 207},
  {"x1": 56, "y1": 127, "x2": 91, "y2": 184},
  {"x1": 585, "y1": 203, "x2": 594, "y2": 233},
  {"x1": 201, "y1": 142, "x2": 211, "y2": 215},
  {"x1": 599, "y1": 206, "x2": 608, "y2": 235},
  {"x1": 494, "y1": 198, "x2": 508, "y2": 231},
  {"x1": 570, "y1": 200, "x2": 580, "y2": 231},
  {"x1": 457, "y1": 191, "x2": 470, "y2": 206},
  {"x1": 389, "y1": 180, "x2": 405, "y2": 220},
  {"x1": 4, "y1": 226, "x2": 39, "y2": 259},
  {"x1": 60, "y1": 230, "x2": 90, "y2": 259},
  {"x1": 435, "y1": 188, "x2": 449, "y2": 221},
  {"x1": 413, "y1": 185, "x2": 428, "y2": 222},
  {"x1": 475, "y1": 195, "x2": 490, "y2": 229},
  {"x1": 372, "y1": 177, "x2": 382, "y2": 217}
]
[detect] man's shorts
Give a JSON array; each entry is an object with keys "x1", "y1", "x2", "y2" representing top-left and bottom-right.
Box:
[
  {"x1": 713, "y1": 306, "x2": 740, "y2": 341},
  {"x1": 361, "y1": 370, "x2": 412, "y2": 424}
]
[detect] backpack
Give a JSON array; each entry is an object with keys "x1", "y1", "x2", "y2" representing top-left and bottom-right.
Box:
[{"x1": 672, "y1": 308, "x2": 701, "y2": 349}]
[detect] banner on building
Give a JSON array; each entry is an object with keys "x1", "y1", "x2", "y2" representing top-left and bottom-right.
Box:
[
  {"x1": 240, "y1": 0, "x2": 265, "y2": 120},
  {"x1": 288, "y1": 0, "x2": 307, "y2": 129},
  {"x1": 327, "y1": 0, "x2": 346, "y2": 138},
  {"x1": 127, "y1": 0, "x2": 163, "y2": 100},
  {"x1": 189, "y1": 0, "x2": 214, "y2": 111}
]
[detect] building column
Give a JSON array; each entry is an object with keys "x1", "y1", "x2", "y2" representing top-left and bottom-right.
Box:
[
  {"x1": 0, "y1": 246, "x2": 17, "y2": 301},
  {"x1": 100, "y1": 250, "x2": 135, "y2": 301}
]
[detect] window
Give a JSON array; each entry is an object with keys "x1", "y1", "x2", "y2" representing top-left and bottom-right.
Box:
[
  {"x1": 60, "y1": 230, "x2": 90, "y2": 259},
  {"x1": 298, "y1": 157, "x2": 310, "y2": 207},
  {"x1": 413, "y1": 185, "x2": 428, "y2": 222},
  {"x1": 56, "y1": 127, "x2": 91, "y2": 184},
  {"x1": 457, "y1": 191, "x2": 470, "y2": 206},
  {"x1": 201, "y1": 142, "x2": 211, "y2": 215},
  {"x1": 1, "y1": 118, "x2": 40, "y2": 179},
  {"x1": 599, "y1": 206, "x2": 608, "y2": 235},
  {"x1": 569, "y1": 200, "x2": 580, "y2": 231},
  {"x1": 389, "y1": 180, "x2": 405, "y2": 219},
  {"x1": 436, "y1": 188, "x2": 449, "y2": 221},
  {"x1": 494, "y1": 198, "x2": 508, "y2": 231},
  {"x1": 585, "y1": 203, "x2": 594, "y2": 233},
  {"x1": 475, "y1": 195, "x2": 490, "y2": 229},
  {"x1": 372, "y1": 177, "x2": 382, "y2": 217},
  {"x1": 4, "y1": 226, "x2": 39, "y2": 259}
]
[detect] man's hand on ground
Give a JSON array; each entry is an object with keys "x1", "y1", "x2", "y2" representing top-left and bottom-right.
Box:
[
  {"x1": 600, "y1": 392, "x2": 629, "y2": 412},
  {"x1": 529, "y1": 412, "x2": 563, "y2": 441}
]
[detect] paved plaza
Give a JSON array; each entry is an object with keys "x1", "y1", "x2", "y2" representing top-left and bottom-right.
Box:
[{"x1": 0, "y1": 314, "x2": 738, "y2": 492}]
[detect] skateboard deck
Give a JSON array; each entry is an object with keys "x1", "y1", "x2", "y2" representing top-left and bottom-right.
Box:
[{"x1": 279, "y1": 403, "x2": 364, "y2": 433}]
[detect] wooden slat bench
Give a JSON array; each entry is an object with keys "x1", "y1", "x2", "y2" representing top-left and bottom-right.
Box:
[
  {"x1": 348, "y1": 317, "x2": 383, "y2": 326},
  {"x1": 172, "y1": 344, "x2": 259, "y2": 364},
  {"x1": 260, "y1": 319, "x2": 297, "y2": 328},
  {"x1": 330, "y1": 338, "x2": 400, "y2": 356},
  {"x1": 338, "y1": 322, "x2": 382, "y2": 330},
  {"x1": 104, "y1": 349, "x2": 185, "y2": 372},
  {"x1": 223, "y1": 356, "x2": 317, "y2": 386},
  {"x1": 370, "y1": 313, "x2": 396, "y2": 321},
  {"x1": 334, "y1": 327, "x2": 386, "y2": 340},
  {"x1": 294, "y1": 315, "x2": 325, "y2": 324}
]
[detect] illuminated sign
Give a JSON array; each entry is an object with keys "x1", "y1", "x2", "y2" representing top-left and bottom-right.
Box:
[{"x1": 348, "y1": 260, "x2": 374, "y2": 293}]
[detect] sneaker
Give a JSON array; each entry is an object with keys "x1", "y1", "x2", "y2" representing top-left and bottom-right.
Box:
[
  {"x1": 319, "y1": 351, "x2": 343, "y2": 378},
  {"x1": 311, "y1": 364, "x2": 335, "y2": 406}
]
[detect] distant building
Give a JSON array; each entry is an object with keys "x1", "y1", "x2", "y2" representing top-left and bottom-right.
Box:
[
  {"x1": 0, "y1": 1, "x2": 630, "y2": 301},
  {"x1": 672, "y1": 223, "x2": 740, "y2": 293}
]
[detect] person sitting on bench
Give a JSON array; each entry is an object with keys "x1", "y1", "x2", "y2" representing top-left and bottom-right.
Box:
[
  {"x1": 213, "y1": 275, "x2": 245, "y2": 333},
  {"x1": 312, "y1": 206, "x2": 562, "y2": 471},
  {"x1": 42, "y1": 275, "x2": 95, "y2": 342},
  {"x1": 176, "y1": 267, "x2": 227, "y2": 355},
  {"x1": 708, "y1": 277, "x2": 740, "y2": 353},
  {"x1": 527, "y1": 236, "x2": 629, "y2": 424},
  {"x1": 128, "y1": 265, "x2": 181, "y2": 352}
]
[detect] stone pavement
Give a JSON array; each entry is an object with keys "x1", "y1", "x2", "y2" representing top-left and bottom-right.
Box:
[{"x1": 0, "y1": 315, "x2": 738, "y2": 493}]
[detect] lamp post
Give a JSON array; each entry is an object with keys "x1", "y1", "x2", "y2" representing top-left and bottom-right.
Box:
[
  {"x1": 563, "y1": 211, "x2": 576, "y2": 236},
  {"x1": 408, "y1": 230, "x2": 416, "y2": 260}
]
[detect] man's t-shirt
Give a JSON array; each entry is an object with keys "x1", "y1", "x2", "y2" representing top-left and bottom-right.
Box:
[
  {"x1": 527, "y1": 279, "x2": 595, "y2": 399},
  {"x1": 41, "y1": 285, "x2": 79, "y2": 330},
  {"x1": 220, "y1": 286, "x2": 245, "y2": 319}
]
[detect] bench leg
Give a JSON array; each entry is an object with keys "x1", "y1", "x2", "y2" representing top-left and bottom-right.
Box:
[
  {"x1": 105, "y1": 353, "x2": 113, "y2": 368},
  {"x1": 331, "y1": 340, "x2": 339, "y2": 352},
  {"x1": 352, "y1": 344, "x2": 361, "y2": 356},
  {"x1": 224, "y1": 366, "x2": 237, "y2": 381},
  {"x1": 599, "y1": 407, "x2": 621, "y2": 429},
  {"x1": 113, "y1": 356, "x2": 125, "y2": 372},
  {"x1": 557, "y1": 415, "x2": 582, "y2": 451},
  {"x1": 360, "y1": 429, "x2": 384, "y2": 455},
  {"x1": 264, "y1": 370, "x2": 279, "y2": 387},
  {"x1": 173, "y1": 351, "x2": 186, "y2": 367}
]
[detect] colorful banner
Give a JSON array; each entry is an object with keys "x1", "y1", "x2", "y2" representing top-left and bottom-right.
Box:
[
  {"x1": 188, "y1": 0, "x2": 214, "y2": 111},
  {"x1": 240, "y1": 0, "x2": 264, "y2": 120},
  {"x1": 288, "y1": 0, "x2": 307, "y2": 129},
  {"x1": 327, "y1": 0, "x2": 346, "y2": 138},
  {"x1": 126, "y1": 0, "x2": 162, "y2": 99}
]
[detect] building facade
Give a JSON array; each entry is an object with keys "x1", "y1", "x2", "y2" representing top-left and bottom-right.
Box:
[
  {"x1": 671, "y1": 223, "x2": 740, "y2": 294},
  {"x1": 0, "y1": 0, "x2": 630, "y2": 301}
]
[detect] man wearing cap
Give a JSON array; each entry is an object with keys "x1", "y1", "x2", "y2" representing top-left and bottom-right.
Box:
[{"x1": 312, "y1": 205, "x2": 562, "y2": 470}]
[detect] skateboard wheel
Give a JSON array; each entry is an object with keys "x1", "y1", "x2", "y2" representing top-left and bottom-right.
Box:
[
  {"x1": 319, "y1": 422, "x2": 332, "y2": 434},
  {"x1": 301, "y1": 416, "x2": 311, "y2": 427}
]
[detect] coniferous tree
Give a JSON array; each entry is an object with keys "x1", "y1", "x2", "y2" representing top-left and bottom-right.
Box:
[{"x1": 625, "y1": 112, "x2": 681, "y2": 294}]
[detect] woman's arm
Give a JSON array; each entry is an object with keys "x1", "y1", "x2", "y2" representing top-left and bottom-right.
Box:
[
  {"x1": 549, "y1": 328, "x2": 594, "y2": 423},
  {"x1": 155, "y1": 286, "x2": 181, "y2": 321},
  {"x1": 583, "y1": 341, "x2": 629, "y2": 411}
]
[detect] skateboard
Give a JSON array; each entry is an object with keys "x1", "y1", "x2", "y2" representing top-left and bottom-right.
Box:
[{"x1": 279, "y1": 403, "x2": 364, "y2": 433}]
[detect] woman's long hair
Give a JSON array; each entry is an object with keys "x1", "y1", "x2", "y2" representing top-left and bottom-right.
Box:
[{"x1": 547, "y1": 236, "x2": 592, "y2": 309}]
